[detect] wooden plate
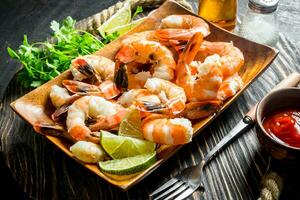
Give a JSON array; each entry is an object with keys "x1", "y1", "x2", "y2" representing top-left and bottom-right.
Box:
[{"x1": 10, "y1": 0, "x2": 278, "y2": 190}]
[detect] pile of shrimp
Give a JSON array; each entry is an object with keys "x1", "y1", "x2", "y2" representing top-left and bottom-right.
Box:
[{"x1": 35, "y1": 14, "x2": 244, "y2": 150}]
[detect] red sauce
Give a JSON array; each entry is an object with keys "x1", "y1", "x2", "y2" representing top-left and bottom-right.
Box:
[{"x1": 263, "y1": 108, "x2": 300, "y2": 148}]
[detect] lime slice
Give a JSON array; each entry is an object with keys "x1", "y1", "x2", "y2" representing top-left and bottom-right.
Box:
[
  {"x1": 97, "y1": 3, "x2": 131, "y2": 37},
  {"x1": 105, "y1": 17, "x2": 146, "y2": 36},
  {"x1": 99, "y1": 152, "x2": 156, "y2": 175},
  {"x1": 118, "y1": 108, "x2": 143, "y2": 139},
  {"x1": 100, "y1": 130, "x2": 156, "y2": 159}
]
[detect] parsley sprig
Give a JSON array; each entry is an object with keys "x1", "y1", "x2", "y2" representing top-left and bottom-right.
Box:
[
  {"x1": 133, "y1": 6, "x2": 143, "y2": 19},
  {"x1": 7, "y1": 17, "x2": 104, "y2": 88},
  {"x1": 8, "y1": 6, "x2": 144, "y2": 88}
]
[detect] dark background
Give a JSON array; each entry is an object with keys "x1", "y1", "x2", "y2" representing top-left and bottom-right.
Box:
[
  {"x1": 0, "y1": 0, "x2": 119, "y2": 198},
  {"x1": 1, "y1": 0, "x2": 300, "y2": 199},
  {"x1": 0, "y1": 0, "x2": 118, "y2": 98}
]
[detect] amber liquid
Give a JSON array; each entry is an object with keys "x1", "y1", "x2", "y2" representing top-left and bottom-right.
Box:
[{"x1": 198, "y1": 0, "x2": 237, "y2": 31}]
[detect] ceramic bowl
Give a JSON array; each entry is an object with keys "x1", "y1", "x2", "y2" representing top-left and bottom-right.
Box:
[{"x1": 256, "y1": 87, "x2": 300, "y2": 162}]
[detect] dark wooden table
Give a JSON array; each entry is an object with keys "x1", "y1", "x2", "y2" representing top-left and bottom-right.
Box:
[{"x1": 1, "y1": 0, "x2": 300, "y2": 199}]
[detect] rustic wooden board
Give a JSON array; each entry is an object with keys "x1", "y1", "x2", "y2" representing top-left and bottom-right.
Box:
[
  {"x1": 2, "y1": 0, "x2": 300, "y2": 199},
  {"x1": 9, "y1": 0, "x2": 277, "y2": 191}
]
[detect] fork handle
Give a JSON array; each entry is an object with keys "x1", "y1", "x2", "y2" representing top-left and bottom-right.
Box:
[
  {"x1": 203, "y1": 116, "x2": 253, "y2": 164},
  {"x1": 203, "y1": 72, "x2": 300, "y2": 165}
]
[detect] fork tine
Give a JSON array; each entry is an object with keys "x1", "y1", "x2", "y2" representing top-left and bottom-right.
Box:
[
  {"x1": 174, "y1": 187, "x2": 195, "y2": 200},
  {"x1": 149, "y1": 178, "x2": 178, "y2": 197},
  {"x1": 164, "y1": 184, "x2": 189, "y2": 200},
  {"x1": 152, "y1": 181, "x2": 184, "y2": 200}
]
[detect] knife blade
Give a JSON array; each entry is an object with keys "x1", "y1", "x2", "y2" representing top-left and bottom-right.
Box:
[{"x1": 204, "y1": 72, "x2": 300, "y2": 163}]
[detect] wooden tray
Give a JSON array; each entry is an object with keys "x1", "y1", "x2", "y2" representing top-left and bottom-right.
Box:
[{"x1": 10, "y1": 0, "x2": 278, "y2": 190}]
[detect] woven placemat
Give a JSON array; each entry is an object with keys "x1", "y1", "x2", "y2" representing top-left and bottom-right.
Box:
[{"x1": 75, "y1": 0, "x2": 193, "y2": 34}]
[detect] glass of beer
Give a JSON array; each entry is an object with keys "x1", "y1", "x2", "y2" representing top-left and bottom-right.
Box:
[{"x1": 198, "y1": 0, "x2": 237, "y2": 31}]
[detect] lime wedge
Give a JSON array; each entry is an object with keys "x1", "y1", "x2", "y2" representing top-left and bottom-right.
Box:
[
  {"x1": 105, "y1": 17, "x2": 146, "y2": 36},
  {"x1": 99, "y1": 152, "x2": 156, "y2": 175},
  {"x1": 100, "y1": 130, "x2": 156, "y2": 159},
  {"x1": 97, "y1": 3, "x2": 131, "y2": 37},
  {"x1": 118, "y1": 108, "x2": 143, "y2": 139}
]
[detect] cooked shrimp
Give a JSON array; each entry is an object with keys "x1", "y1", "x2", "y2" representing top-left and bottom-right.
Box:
[
  {"x1": 197, "y1": 41, "x2": 244, "y2": 78},
  {"x1": 115, "y1": 40, "x2": 176, "y2": 88},
  {"x1": 67, "y1": 96, "x2": 128, "y2": 143},
  {"x1": 50, "y1": 85, "x2": 71, "y2": 108},
  {"x1": 217, "y1": 73, "x2": 243, "y2": 101},
  {"x1": 144, "y1": 78, "x2": 187, "y2": 115},
  {"x1": 117, "y1": 88, "x2": 168, "y2": 114},
  {"x1": 50, "y1": 80, "x2": 118, "y2": 123},
  {"x1": 70, "y1": 141, "x2": 106, "y2": 163},
  {"x1": 177, "y1": 33, "x2": 223, "y2": 101},
  {"x1": 62, "y1": 80, "x2": 120, "y2": 99},
  {"x1": 156, "y1": 15, "x2": 210, "y2": 41},
  {"x1": 121, "y1": 30, "x2": 181, "y2": 52},
  {"x1": 70, "y1": 55, "x2": 115, "y2": 84},
  {"x1": 118, "y1": 89, "x2": 161, "y2": 108},
  {"x1": 141, "y1": 114, "x2": 193, "y2": 145}
]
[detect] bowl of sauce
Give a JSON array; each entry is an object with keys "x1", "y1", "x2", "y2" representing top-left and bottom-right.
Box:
[
  {"x1": 256, "y1": 88, "x2": 300, "y2": 161},
  {"x1": 263, "y1": 108, "x2": 300, "y2": 148}
]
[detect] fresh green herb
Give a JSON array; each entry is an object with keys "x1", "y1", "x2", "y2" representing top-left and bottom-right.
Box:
[
  {"x1": 8, "y1": 5, "x2": 144, "y2": 88},
  {"x1": 7, "y1": 16, "x2": 104, "y2": 88},
  {"x1": 101, "y1": 31, "x2": 120, "y2": 44},
  {"x1": 132, "y1": 6, "x2": 143, "y2": 19}
]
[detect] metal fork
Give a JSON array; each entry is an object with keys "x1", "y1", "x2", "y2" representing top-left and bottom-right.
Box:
[
  {"x1": 149, "y1": 117, "x2": 253, "y2": 200},
  {"x1": 149, "y1": 72, "x2": 300, "y2": 200}
]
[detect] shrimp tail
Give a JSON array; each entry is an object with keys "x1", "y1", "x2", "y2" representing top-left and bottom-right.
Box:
[
  {"x1": 73, "y1": 58, "x2": 101, "y2": 84},
  {"x1": 33, "y1": 122, "x2": 76, "y2": 142},
  {"x1": 114, "y1": 62, "x2": 128, "y2": 91},
  {"x1": 163, "y1": 40, "x2": 187, "y2": 54},
  {"x1": 176, "y1": 32, "x2": 203, "y2": 92},
  {"x1": 51, "y1": 94, "x2": 83, "y2": 122},
  {"x1": 52, "y1": 104, "x2": 70, "y2": 122},
  {"x1": 134, "y1": 101, "x2": 167, "y2": 113},
  {"x1": 69, "y1": 125, "x2": 100, "y2": 144},
  {"x1": 62, "y1": 80, "x2": 120, "y2": 99},
  {"x1": 63, "y1": 80, "x2": 100, "y2": 94},
  {"x1": 181, "y1": 100, "x2": 222, "y2": 120},
  {"x1": 178, "y1": 32, "x2": 203, "y2": 65},
  {"x1": 134, "y1": 100, "x2": 184, "y2": 116},
  {"x1": 88, "y1": 109, "x2": 129, "y2": 131}
]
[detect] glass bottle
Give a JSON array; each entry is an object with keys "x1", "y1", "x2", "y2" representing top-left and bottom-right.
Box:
[
  {"x1": 239, "y1": 0, "x2": 279, "y2": 47},
  {"x1": 198, "y1": 0, "x2": 237, "y2": 31}
]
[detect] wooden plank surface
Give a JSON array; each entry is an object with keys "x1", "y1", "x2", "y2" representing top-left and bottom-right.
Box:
[{"x1": 1, "y1": 0, "x2": 300, "y2": 199}]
